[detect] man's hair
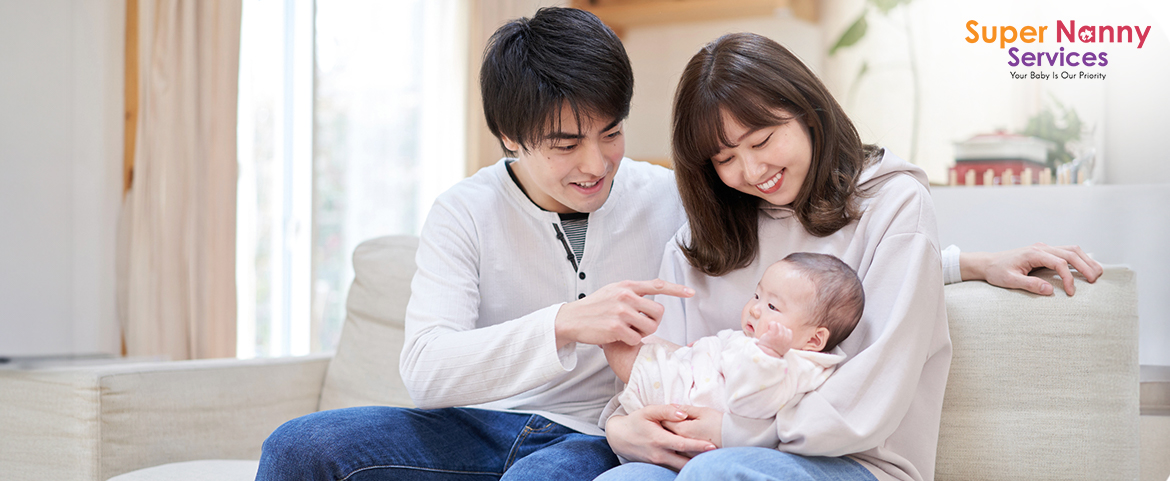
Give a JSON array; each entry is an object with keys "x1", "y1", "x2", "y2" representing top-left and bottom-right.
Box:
[
  {"x1": 780, "y1": 252, "x2": 864, "y2": 352},
  {"x1": 480, "y1": 7, "x2": 633, "y2": 156}
]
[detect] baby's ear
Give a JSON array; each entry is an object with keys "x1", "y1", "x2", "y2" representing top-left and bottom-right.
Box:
[{"x1": 805, "y1": 327, "x2": 830, "y2": 352}]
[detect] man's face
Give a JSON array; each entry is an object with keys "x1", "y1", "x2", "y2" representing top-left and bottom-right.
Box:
[{"x1": 504, "y1": 107, "x2": 624, "y2": 214}]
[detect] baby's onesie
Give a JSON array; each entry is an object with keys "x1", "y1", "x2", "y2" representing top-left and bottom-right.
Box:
[{"x1": 619, "y1": 329, "x2": 844, "y2": 418}]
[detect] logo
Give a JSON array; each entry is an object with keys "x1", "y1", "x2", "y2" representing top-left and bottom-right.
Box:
[{"x1": 965, "y1": 20, "x2": 1153, "y2": 80}]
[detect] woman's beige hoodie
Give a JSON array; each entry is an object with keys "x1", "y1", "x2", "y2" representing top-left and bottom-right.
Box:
[{"x1": 655, "y1": 149, "x2": 951, "y2": 481}]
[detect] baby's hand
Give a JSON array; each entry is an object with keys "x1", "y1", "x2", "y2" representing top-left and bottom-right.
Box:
[{"x1": 756, "y1": 321, "x2": 793, "y2": 358}]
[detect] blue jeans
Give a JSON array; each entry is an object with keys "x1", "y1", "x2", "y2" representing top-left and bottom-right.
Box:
[
  {"x1": 594, "y1": 448, "x2": 878, "y2": 481},
  {"x1": 256, "y1": 406, "x2": 619, "y2": 481}
]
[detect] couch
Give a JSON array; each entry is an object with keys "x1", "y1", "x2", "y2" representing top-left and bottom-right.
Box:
[{"x1": 0, "y1": 235, "x2": 1141, "y2": 480}]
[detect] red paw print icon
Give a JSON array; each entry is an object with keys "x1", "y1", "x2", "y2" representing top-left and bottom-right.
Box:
[{"x1": 1080, "y1": 30, "x2": 1092, "y2": 42}]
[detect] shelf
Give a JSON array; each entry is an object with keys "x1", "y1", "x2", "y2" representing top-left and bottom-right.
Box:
[{"x1": 570, "y1": 0, "x2": 819, "y2": 36}]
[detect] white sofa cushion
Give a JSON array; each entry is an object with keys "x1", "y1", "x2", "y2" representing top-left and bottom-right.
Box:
[
  {"x1": 318, "y1": 235, "x2": 418, "y2": 411},
  {"x1": 0, "y1": 355, "x2": 328, "y2": 481},
  {"x1": 936, "y1": 267, "x2": 1139, "y2": 480},
  {"x1": 106, "y1": 460, "x2": 258, "y2": 481}
]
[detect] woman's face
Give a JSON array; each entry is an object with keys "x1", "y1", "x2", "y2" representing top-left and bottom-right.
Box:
[{"x1": 710, "y1": 108, "x2": 812, "y2": 206}]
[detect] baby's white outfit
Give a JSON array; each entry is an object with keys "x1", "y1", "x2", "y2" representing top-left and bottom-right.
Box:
[{"x1": 619, "y1": 329, "x2": 844, "y2": 418}]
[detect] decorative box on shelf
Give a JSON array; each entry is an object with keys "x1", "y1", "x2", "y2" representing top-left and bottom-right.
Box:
[{"x1": 948, "y1": 133, "x2": 1051, "y2": 186}]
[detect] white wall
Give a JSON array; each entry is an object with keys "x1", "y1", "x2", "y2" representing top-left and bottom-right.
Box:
[
  {"x1": 933, "y1": 185, "x2": 1170, "y2": 367},
  {"x1": 616, "y1": 2, "x2": 1170, "y2": 367},
  {"x1": 1103, "y1": 0, "x2": 1170, "y2": 185},
  {"x1": 620, "y1": 0, "x2": 1170, "y2": 188},
  {"x1": 821, "y1": 0, "x2": 1170, "y2": 185},
  {"x1": 0, "y1": 0, "x2": 123, "y2": 358},
  {"x1": 622, "y1": 12, "x2": 822, "y2": 162}
]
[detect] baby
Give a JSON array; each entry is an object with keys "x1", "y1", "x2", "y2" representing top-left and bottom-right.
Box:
[{"x1": 602, "y1": 252, "x2": 864, "y2": 418}]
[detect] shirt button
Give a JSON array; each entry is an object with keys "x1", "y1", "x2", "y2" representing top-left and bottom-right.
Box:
[
  {"x1": 578, "y1": 293, "x2": 586, "y2": 299},
  {"x1": 578, "y1": 272, "x2": 586, "y2": 280},
  {"x1": 567, "y1": 255, "x2": 574, "y2": 261}
]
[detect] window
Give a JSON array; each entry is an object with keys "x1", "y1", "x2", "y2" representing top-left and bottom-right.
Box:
[{"x1": 237, "y1": 0, "x2": 467, "y2": 358}]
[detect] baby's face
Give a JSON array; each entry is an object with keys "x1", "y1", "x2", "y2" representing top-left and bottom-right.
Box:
[{"x1": 740, "y1": 261, "x2": 820, "y2": 349}]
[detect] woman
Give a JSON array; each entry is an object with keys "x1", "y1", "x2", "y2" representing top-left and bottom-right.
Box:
[{"x1": 599, "y1": 33, "x2": 1099, "y2": 481}]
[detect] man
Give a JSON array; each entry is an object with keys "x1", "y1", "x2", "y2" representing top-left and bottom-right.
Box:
[{"x1": 255, "y1": 8, "x2": 706, "y2": 480}]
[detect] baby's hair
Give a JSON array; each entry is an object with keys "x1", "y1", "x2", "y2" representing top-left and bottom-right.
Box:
[{"x1": 780, "y1": 252, "x2": 864, "y2": 351}]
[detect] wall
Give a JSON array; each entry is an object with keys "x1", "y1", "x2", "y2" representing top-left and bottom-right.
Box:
[
  {"x1": 617, "y1": 0, "x2": 1170, "y2": 187},
  {"x1": 1103, "y1": 0, "x2": 1170, "y2": 185},
  {"x1": 835, "y1": 0, "x2": 1169, "y2": 185},
  {"x1": 0, "y1": 0, "x2": 123, "y2": 358},
  {"x1": 465, "y1": 0, "x2": 561, "y2": 174},
  {"x1": 615, "y1": 1, "x2": 1169, "y2": 366},
  {"x1": 933, "y1": 185, "x2": 1170, "y2": 367},
  {"x1": 622, "y1": 13, "x2": 822, "y2": 163}
]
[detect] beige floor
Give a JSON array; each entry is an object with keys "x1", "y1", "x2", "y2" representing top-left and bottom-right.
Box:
[
  {"x1": 1142, "y1": 365, "x2": 1170, "y2": 481},
  {"x1": 1142, "y1": 414, "x2": 1170, "y2": 481}
]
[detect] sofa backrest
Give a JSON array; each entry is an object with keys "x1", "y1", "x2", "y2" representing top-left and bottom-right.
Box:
[
  {"x1": 937, "y1": 267, "x2": 1139, "y2": 480},
  {"x1": 322, "y1": 235, "x2": 1141, "y2": 479},
  {"x1": 318, "y1": 235, "x2": 417, "y2": 411}
]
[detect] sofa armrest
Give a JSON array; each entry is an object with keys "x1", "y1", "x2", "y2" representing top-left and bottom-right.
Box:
[
  {"x1": 0, "y1": 353, "x2": 331, "y2": 481},
  {"x1": 937, "y1": 267, "x2": 1139, "y2": 480}
]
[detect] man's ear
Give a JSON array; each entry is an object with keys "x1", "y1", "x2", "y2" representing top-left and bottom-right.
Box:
[
  {"x1": 501, "y1": 135, "x2": 521, "y2": 153},
  {"x1": 804, "y1": 327, "x2": 830, "y2": 352}
]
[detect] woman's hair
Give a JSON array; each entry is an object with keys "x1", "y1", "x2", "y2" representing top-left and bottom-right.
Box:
[
  {"x1": 480, "y1": 7, "x2": 633, "y2": 156},
  {"x1": 672, "y1": 33, "x2": 879, "y2": 276}
]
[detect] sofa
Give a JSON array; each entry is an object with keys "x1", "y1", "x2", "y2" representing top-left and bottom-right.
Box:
[{"x1": 0, "y1": 235, "x2": 1141, "y2": 480}]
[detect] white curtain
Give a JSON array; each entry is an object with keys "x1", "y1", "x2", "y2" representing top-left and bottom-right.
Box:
[{"x1": 120, "y1": 0, "x2": 242, "y2": 360}]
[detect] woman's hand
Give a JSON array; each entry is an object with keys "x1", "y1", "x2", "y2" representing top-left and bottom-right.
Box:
[
  {"x1": 960, "y1": 243, "x2": 1104, "y2": 296},
  {"x1": 605, "y1": 405, "x2": 717, "y2": 471},
  {"x1": 661, "y1": 405, "x2": 723, "y2": 448}
]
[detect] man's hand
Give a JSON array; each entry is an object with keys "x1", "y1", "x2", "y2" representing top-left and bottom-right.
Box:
[
  {"x1": 961, "y1": 243, "x2": 1104, "y2": 296},
  {"x1": 555, "y1": 279, "x2": 693, "y2": 349},
  {"x1": 755, "y1": 321, "x2": 793, "y2": 358},
  {"x1": 605, "y1": 405, "x2": 716, "y2": 471}
]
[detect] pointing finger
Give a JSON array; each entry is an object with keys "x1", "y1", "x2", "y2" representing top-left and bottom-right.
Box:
[{"x1": 627, "y1": 279, "x2": 695, "y2": 299}]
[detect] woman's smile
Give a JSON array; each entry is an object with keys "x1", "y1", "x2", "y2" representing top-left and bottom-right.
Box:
[
  {"x1": 756, "y1": 169, "x2": 785, "y2": 194},
  {"x1": 713, "y1": 108, "x2": 812, "y2": 206}
]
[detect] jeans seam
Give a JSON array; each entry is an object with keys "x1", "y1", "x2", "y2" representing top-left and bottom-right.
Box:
[
  {"x1": 340, "y1": 464, "x2": 504, "y2": 481},
  {"x1": 502, "y1": 429, "x2": 532, "y2": 469},
  {"x1": 528, "y1": 421, "x2": 556, "y2": 434},
  {"x1": 502, "y1": 415, "x2": 555, "y2": 470}
]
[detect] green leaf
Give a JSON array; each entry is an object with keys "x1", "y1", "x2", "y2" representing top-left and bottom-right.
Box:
[
  {"x1": 870, "y1": 0, "x2": 912, "y2": 15},
  {"x1": 1019, "y1": 94, "x2": 1084, "y2": 168},
  {"x1": 845, "y1": 61, "x2": 871, "y2": 108},
  {"x1": 829, "y1": 13, "x2": 868, "y2": 56}
]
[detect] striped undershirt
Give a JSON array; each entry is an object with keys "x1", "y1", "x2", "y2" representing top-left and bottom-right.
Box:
[
  {"x1": 558, "y1": 213, "x2": 588, "y2": 267},
  {"x1": 506, "y1": 160, "x2": 589, "y2": 270}
]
